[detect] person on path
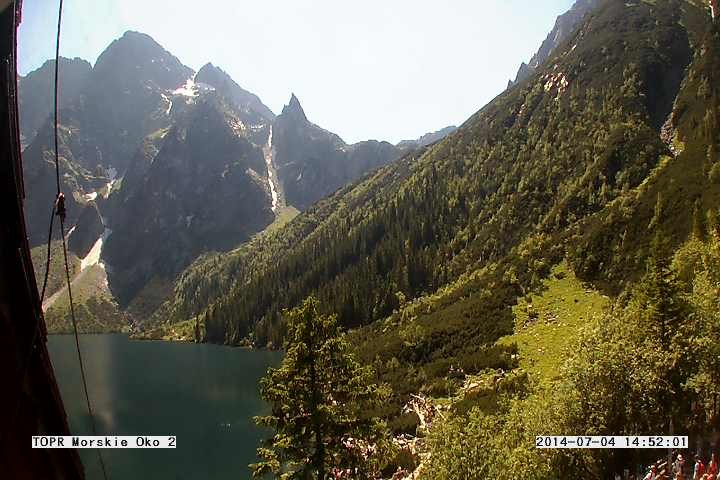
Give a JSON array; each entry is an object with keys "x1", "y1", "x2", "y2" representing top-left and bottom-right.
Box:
[
  {"x1": 645, "y1": 464, "x2": 658, "y2": 480},
  {"x1": 672, "y1": 453, "x2": 685, "y2": 478},
  {"x1": 695, "y1": 455, "x2": 706, "y2": 480},
  {"x1": 708, "y1": 453, "x2": 718, "y2": 477}
]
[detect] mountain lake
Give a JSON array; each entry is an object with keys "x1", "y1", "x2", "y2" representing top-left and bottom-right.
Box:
[{"x1": 48, "y1": 334, "x2": 282, "y2": 479}]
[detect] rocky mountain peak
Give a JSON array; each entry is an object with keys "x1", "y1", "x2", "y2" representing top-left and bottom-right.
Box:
[
  {"x1": 92, "y1": 30, "x2": 193, "y2": 91},
  {"x1": 195, "y1": 62, "x2": 227, "y2": 84},
  {"x1": 507, "y1": 0, "x2": 601, "y2": 87},
  {"x1": 18, "y1": 57, "x2": 92, "y2": 144},
  {"x1": 281, "y1": 93, "x2": 307, "y2": 122},
  {"x1": 194, "y1": 62, "x2": 275, "y2": 121}
]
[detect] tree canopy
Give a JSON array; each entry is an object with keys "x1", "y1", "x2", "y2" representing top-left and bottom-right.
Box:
[{"x1": 252, "y1": 297, "x2": 390, "y2": 479}]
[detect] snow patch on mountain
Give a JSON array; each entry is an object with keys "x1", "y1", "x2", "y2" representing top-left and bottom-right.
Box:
[
  {"x1": 105, "y1": 179, "x2": 117, "y2": 198},
  {"x1": 173, "y1": 77, "x2": 198, "y2": 98},
  {"x1": 263, "y1": 127, "x2": 280, "y2": 212},
  {"x1": 80, "y1": 228, "x2": 112, "y2": 271},
  {"x1": 195, "y1": 82, "x2": 216, "y2": 93},
  {"x1": 161, "y1": 93, "x2": 173, "y2": 115}
]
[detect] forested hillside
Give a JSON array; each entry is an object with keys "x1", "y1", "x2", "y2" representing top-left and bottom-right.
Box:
[
  {"x1": 252, "y1": 1, "x2": 719, "y2": 476},
  {"x1": 157, "y1": 0, "x2": 716, "y2": 352},
  {"x1": 155, "y1": 5, "x2": 720, "y2": 473},
  {"x1": 20, "y1": 29, "x2": 414, "y2": 332},
  {"x1": 21, "y1": 0, "x2": 720, "y2": 477}
]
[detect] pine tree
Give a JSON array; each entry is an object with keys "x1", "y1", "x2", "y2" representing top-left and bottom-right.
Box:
[
  {"x1": 251, "y1": 297, "x2": 389, "y2": 479},
  {"x1": 642, "y1": 230, "x2": 685, "y2": 349},
  {"x1": 692, "y1": 199, "x2": 706, "y2": 241},
  {"x1": 633, "y1": 224, "x2": 691, "y2": 430},
  {"x1": 706, "y1": 208, "x2": 719, "y2": 238}
]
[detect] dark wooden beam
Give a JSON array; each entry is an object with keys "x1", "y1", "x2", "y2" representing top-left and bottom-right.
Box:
[{"x1": 0, "y1": 1, "x2": 85, "y2": 478}]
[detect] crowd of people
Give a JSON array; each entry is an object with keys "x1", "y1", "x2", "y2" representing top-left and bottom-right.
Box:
[{"x1": 638, "y1": 452, "x2": 719, "y2": 480}]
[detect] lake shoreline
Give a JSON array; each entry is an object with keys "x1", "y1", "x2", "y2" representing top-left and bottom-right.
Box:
[{"x1": 48, "y1": 331, "x2": 283, "y2": 352}]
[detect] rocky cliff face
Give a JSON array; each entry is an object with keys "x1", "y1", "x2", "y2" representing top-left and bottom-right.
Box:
[
  {"x1": 18, "y1": 57, "x2": 91, "y2": 146},
  {"x1": 20, "y1": 32, "x2": 275, "y2": 322},
  {"x1": 19, "y1": 30, "x2": 436, "y2": 326},
  {"x1": 508, "y1": 0, "x2": 602, "y2": 87},
  {"x1": 104, "y1": 94, "x2": 274, "y2": 308},
  {"x1": 272, "y1": 94, "x2": 402, "y2": 210},
  {"x1": 195, "y1": 63, "x2": 275, "y2": 122},
  {"x1": 21, "y1": 31, "x2": 193, "y2": 248},
  {"x1": 67, "y1": 202, "x2": 105, "y2": 258},
  {"x1": 21, "y1": 112, "x2": 109, "y2": 246}
]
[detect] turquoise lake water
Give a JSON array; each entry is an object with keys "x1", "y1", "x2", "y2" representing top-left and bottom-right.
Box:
[{"x1": 48, "y1": 334, "x2": 282, "y2": 479}]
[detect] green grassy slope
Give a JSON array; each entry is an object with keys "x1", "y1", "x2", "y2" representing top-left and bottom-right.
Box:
[
  {"x1": 498, "y1": 261, "x2": 608, "y2": 386},
  {"x1": 31, "y1": 240, "x2": 81, "y2": 300},
  {"x1": 43, "y1": 263, "x2": 128, "y2": 334},
  {"x1": 364, "y1": 0, "x2": 719, "y2": 419},
  {"x1": 128, "y1": 2, "x2": 720, "y2": 474}
]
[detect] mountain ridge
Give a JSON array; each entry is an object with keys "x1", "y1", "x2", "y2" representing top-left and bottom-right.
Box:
[
  {"x1": 152, "y1": 0, "x2": 716, "y2": 363},
  {"x1": 270, "y1": 93, "x2": 405, "y2": 210},
  {"x1": 18, "y1": 56, "x2": 91, "y2": 146},
  {"x1": 397, "y1": 125, "x2": 457, "y2": 148},
  {"x1": 508, "y1": 0, "x2": 602, "y2": 87},
  {"x1": 195, "y1": 62, "x2": 276, "y2": 121},
  {"x1": 20, "y1": 30, "x2": 438, "y2": 329}
]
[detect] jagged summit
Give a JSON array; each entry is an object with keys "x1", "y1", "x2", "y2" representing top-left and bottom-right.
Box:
[
  {"x1": 33, "y1": 56, "x2": 91, "y2": 71},
  {"x1": 18, "y1": 57, "x2": 92, "y2": 144},
  {"x1": 507, "y1": 0, "x2": 601, "y2": 87},
  {"x1": 105, "y1": 30, "x2": 171, "y2": 59},
  {"x1": 281, "y1": 93, "x2": 307, "y2": 122},
  {"x1": 121, "y1": 30, "x2": 154, "y2": 40},
  {"x1": 92, "y1": 30, "x2": 193, "y2": 92},
  {"x1": 194, "y1": 62, "x2": 275, "y2": 120}
]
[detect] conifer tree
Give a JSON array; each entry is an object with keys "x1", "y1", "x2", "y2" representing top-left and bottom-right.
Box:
[
  {"x1": 633, "y1": 222, "x2": 691, "y2": 430},
  {"x1": 692, "y1": 199, "x2": 706, "y2": 241},
  {"x1": 251, "y1": 297, "x2": 389, "y2": 479}
]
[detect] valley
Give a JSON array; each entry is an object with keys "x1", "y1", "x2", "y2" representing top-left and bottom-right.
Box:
[
  {"x1": 20, "y1": 35, "x2": 442, "y2": 331},
  {"x1": 17, "y1": 0, "x2": 720, "y2": 478}
]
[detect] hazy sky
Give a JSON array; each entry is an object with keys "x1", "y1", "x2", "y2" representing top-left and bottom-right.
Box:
[{"x1": 18, "y1": 0, "x2": 574, "y2": 144}]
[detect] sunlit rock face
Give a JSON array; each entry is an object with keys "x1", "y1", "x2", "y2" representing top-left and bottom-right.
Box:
[
  {"x1": 508, "y1": 0, "x2": 602, "y2": 87},
  {"x1": 104, "y1": 94, "x2": 274, "y2": 307}
]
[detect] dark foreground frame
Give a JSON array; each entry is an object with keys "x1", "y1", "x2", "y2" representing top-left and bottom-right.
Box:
[{"x1": 0, "y1": 1, "x2": 85, "y2": 477}]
